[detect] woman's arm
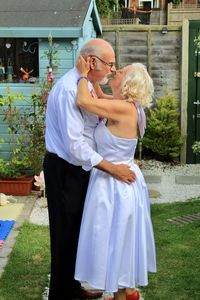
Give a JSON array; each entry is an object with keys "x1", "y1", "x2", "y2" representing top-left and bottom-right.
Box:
[
  {"x1": 93, "y1": 82, "x2": 113, "y2": 100},
  {"x1": 76, "y1": 56, "x2": 133, "y2": 121},
  {"x1": 77, "y1": 78, "x2": 131, "y2": 121}
]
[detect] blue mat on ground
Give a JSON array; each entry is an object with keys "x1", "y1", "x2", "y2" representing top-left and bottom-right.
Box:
[{"x1": 0, "y1": 220, "x2": 15, "y2": 241}]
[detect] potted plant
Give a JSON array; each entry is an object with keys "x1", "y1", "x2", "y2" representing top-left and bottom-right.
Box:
[
  {"x1": 0, "y1": 35, "x2": 58, "y2": 195},
  {"x1": 0, "y1": 87, "x2": 33, "y2": 195},
  {"x1": 0, "y1": 157, "x2": 33, "y2": 196},
  {"x1": 0, "y1": 87, "x2": 49, "y2": 195},
  {"x1": 42, "y1": 33, "x2": 60, "y2": 84}
]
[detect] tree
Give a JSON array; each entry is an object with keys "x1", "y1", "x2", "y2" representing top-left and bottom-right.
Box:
[{"x1": 96, "y1": 0, "x2": 124, "y2": 17}]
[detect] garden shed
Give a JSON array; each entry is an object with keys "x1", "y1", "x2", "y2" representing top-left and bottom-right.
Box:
[{"x1": 0, "y1": 0, "x2": 102, "y2": 161}]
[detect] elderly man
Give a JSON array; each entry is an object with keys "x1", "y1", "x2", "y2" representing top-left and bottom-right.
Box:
[{"x1": 44, "y1": 38, "x2": 136, "y2": 300}]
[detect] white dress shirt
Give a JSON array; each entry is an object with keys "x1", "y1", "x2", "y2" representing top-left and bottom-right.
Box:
[{"x1": 45, "y1": 67, "x2": 103, "y2": 171}]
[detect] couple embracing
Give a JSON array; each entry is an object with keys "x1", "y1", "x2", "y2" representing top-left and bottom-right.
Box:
[{"x1": 44, "y1": 38, "x2": 156, "y2": 300}]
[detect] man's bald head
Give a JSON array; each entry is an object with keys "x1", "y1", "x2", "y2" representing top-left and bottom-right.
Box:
[
  {"x1": 80, "y1": 38, "x2": 114, "y2": 58},
  {"x1": 79, "y1": 38, "x2": 116, "y2": 84}
]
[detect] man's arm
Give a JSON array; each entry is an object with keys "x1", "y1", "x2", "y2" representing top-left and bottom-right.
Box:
[
  {"x1": 56, "y1": 86, "x2": 102, "y2": 167},
  {"x1": 56, "y1": 84, "x2": 136, "y2": 183},
  {"x1": 96, "y1": 159, "x2": 136, "y2": 184}
]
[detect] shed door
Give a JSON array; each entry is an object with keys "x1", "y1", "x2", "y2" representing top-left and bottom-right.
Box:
[{"x1": 187, "y1": 21, "x2": 200, "y2": 163}]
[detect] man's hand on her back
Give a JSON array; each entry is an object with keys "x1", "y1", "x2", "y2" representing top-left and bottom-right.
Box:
[
  {"x1": 96, "y1": 160, "x2": 136, "y2": 184},
  {"x1": 110, "y1": 164, "x2": 136, "y2": 184}
]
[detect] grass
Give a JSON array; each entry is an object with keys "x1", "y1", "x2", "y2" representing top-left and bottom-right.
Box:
[
  {"x1": 0, "y1": 222, "x2": 50, "y2": 300},
  {"x1": 0, "y1": 199, "x2": 200, "y2": 299},
  {"x1": 142, "y1": 198, "x2": 200, "y2": 299}
]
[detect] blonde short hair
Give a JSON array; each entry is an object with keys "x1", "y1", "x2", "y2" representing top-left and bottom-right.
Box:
[{"x1": 122, "y1": 63, "x2": 154, "y2": 108}]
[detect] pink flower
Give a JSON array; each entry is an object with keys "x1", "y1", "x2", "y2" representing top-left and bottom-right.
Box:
[{"x1": 34, "y1": 171, "x2": 45, "y2": 191}]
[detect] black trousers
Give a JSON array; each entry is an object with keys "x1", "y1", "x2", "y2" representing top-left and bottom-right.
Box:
[{"x1": 43, "y1": 153, "x2": 90, "y2": 300}]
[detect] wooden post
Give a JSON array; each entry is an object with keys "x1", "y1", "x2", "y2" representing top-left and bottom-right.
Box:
[
  {"x1": 167, "y1": 2, "x2": 172, "y2": 25},
  {"x1": 147, "y1": 29, "x2": 152, "y2": 76},
  {"x1": 180, "y1": 19, "x2": 189, "y2": 163},
  {"x1": 115, "y1": 30, "x2": 120, "y2": 69}
]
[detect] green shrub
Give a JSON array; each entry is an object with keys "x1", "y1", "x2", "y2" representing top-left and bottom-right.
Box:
[
  {"x1": 0, "y1": 87, "x2": 46, "y2": 177},
  {"x1": 192, "y1": 141, "x2": 200, "y2": 154},
  {"x1": 142, "y1": 89, "x2": 184, "y2": 161},
  {"x1": 0, "y1": 157, "x2": 31, "y2": 179},
  {"x1": 0, "y1": 87, "x2": 32, "y2": 178}
]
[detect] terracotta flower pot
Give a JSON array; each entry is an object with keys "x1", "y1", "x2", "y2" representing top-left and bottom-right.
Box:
[{"x1": 0, "y1": 176, "x2": 33, "y2": 196}]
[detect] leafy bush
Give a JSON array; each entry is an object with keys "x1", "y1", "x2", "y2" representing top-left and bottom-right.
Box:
[
  {"x1": 0, "y1": 87, "x2": 32, "y2": 178},
  {"x1": 142, "y1": 89, "x2": 184, "y2": 161},
  {"x1": 192, "y1": 141, "x2": 200, "y2": 154},
  {"x1": 19, "y1": 91, "x2": 47, "y2": 175},
  {"x1": 0, "y1": 157, "x2": 31, "y2": 179},
  {"x1": 0, "y1": 87, "x2": 47, "y2": 178}
]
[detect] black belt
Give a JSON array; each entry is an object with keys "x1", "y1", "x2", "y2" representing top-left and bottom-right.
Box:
[
  {"x1": 45, "y1": 150, "x2": 86, "y2": 172},
  {"x1": 46, "y1": 150, "x2": 59, "y2": 159}
]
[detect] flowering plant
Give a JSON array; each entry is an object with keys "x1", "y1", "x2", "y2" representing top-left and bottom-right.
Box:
[
  {"x1": 194, "y1": 32, "x2": 200, "y2": 52},
  {"x1": 44, "y1": 33, "x2": 60, "y2": 68},
  {"x1": 34, "y1": 171, "x2": 46, "y2": 197},
  {"x1": 0, "y1": 87, "x2": 31, "y2": 178},
  {"x1": 192, "y1": 141, "x2": 200, "y2": 154}
]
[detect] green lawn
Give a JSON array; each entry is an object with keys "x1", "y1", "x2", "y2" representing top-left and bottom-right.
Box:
[
  {"x1": 0, "y1": 222, "x2": 50, "y2": 300},
  {"x1": 142, "y1": 198, "x2": 200, "y2": 300},
  {"x1": 0, "y1": 198, "x2": 200, "y2": 300}
]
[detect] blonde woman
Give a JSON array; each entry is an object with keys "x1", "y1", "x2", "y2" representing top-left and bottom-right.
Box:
[{"x1": 75, "y1": 56, "x2": 156, "y2": 300}]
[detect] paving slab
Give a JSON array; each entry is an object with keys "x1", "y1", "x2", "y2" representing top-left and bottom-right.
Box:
[
  {"x1": 0, "y1": 194, "x2": 37, "y2": 278},
  {"x1": 148, "y1": 189, "x2": 161, "y2": 198},
  {"x1": 175, "y1": 175, "x2": 200, "y2": 185},
  {"x1": 144, "y1": 175, "x2": 162, "y2": 183}
]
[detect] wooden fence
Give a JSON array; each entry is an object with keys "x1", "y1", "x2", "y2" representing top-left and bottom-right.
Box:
[{"x1": 101, "y1": 25, "x2": 182, "y2": 101}]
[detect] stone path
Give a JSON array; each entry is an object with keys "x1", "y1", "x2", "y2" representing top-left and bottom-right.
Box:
[
  {"x1": 142, "y1": 167, "x2": 200, "y2": 204},
  {"x1": 167, "y1": 212, "x2": 200, "y2": 225}
]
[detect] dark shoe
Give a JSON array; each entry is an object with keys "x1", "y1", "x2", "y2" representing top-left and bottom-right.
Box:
[{"x1": 73, "y1": 286, "x2": 103, "y2": 299}]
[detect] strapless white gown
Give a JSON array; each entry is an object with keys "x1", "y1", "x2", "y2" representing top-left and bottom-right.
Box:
[{"x1": 75, "y1": 120, "x2": 156, "y2": 292}]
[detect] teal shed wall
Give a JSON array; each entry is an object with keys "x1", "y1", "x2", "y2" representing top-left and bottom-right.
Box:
[
  {"x1": 0, "y1": 84, "x2": 40, "y2": 160},
  {"x1": 39, "y1": 39, "x2": 75, "y2": 80},
  {"x1": 0, "y1": 0, "x2": 102, "y2": 161}
]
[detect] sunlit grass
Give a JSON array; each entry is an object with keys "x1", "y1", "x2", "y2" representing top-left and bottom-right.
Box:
[
  {"x1": 0, "y1": 198, "x2": 200, "y2": 299},
  {"x1": 0, "y1": 222, "x2": 50, "y2": 300},
  {"x1": 142, "y1": 198, "x2": 200, "y2": 299}
]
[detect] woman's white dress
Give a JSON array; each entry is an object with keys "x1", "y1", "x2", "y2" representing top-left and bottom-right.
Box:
[{"x1": 75, "y1": 120, "x2": 156, "y2": 293}]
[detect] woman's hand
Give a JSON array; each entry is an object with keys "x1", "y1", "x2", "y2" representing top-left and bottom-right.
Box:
[{"x1": 76, "y1": 55, "x2": 90, "y2": 76}]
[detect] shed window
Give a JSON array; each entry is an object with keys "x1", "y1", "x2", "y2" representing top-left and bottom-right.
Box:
[{"x1": 0, "y1": 38, "x2": 39, "y2": 83}]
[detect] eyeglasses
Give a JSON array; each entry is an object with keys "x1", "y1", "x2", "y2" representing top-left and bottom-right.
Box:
[{"x1": 92, "y1": 55, "x2": 115, "y2": 68}]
